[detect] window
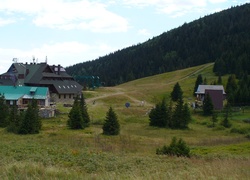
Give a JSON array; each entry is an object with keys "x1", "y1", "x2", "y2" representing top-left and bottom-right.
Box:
[
  {"x1": 69, "y1": 94, "x2": 71, "y2": 98},
  {"x1": 59, "y1": 95, "x2": 61, "y2": 99},
  {"x1": 64, "y1": 94, "x2": 66, "y2": 99}
]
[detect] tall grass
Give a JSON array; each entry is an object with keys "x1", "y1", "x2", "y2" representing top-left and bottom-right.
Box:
[{"x1": 0, "y1": 63, "x2": 250, "y2": 179}]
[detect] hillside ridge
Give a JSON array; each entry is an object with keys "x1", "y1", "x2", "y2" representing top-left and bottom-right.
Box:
[{"x1": 66, "y1": 3, "x2": 250, "y2": 86}]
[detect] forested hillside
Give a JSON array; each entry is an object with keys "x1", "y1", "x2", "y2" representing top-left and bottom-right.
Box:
[{"x1": 66, "y1": 3, "x2": 250, "y2": 86}]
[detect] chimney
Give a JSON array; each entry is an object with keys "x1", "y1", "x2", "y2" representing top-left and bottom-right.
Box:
[{"x1": 58, "y1": 64, "x2": 61, "y2": 75}]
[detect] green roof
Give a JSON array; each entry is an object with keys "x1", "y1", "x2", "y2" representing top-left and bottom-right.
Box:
[{"x1": 0, "y1": 86, "x2": 48, "y2": 100}]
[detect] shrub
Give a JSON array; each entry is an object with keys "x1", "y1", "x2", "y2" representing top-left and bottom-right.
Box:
[
  {"x1": 156, "y1": 137, "x2": 190, "y2": 157},
  {"x1": 230, "y1": 127, "x2": 250, "y2": 134}
]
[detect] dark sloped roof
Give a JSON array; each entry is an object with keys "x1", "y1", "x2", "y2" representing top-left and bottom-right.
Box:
[
  {"x1": 40, "y1": 79, "x2": 82, "y2": 94},
  {"x1": 25, "y1": 63, "x2": 47, "y2": 84},
  {"x1": 0, "y1": 63, "x2": 82, "y2": 94}
]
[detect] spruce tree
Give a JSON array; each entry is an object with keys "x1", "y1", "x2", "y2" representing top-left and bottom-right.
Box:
[
  {"x1": 171, "y1": 82, "x2": 183, "y2": 102},
  {"x1": 80, "y1": 93, "x2": 90, "y2": 127},
  {"x1": 180, "y1": 103, "x2": 192, "y2": 129},
  {"x1": 68, "y1": 96, "x2": 84, "y2": 129},
  {"x1": 149, "y1": 99, "x2": 169, "y2": 127},
  {"x1": 211, "y1": 112, "x2": 218, "y2": 127},
  {"x1": 156, "y1": 137, "x2": 190, "y2": 157},
  {"x1": 7, "y1": 105, "x2": 22, "y2": 133},
  {"x1": 217, "y1": 74, "x2": 222, "y2": 85},
  {"x1": 19, "y1": 99, "x2": 41, "y2": 134},
  {"x1": 171, "y1": 97, "x2": 184, "y2": 129},
  {"x1": 221, "y1": 103, "x2": 232, "y2": 128},
  {"x1": 226, "y1": 74, "x2": 237, "y2": 105},
  {"x1": 103, "y1": 107, "x2": 120, "y2": 135},
  {"x1": 193, "y1": 74, "x2": 203, "y2": 96},
  {"x1": 0, "y1": 94, "x2": 9, "y2": 127},
  {"x1": 203, "y1": 93, "x2": 214, "y2": 116}
]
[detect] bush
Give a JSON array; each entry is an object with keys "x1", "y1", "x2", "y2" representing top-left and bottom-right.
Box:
[
  {"x1": 230, "y1": 127, "x2": 250, "y2": 134},
  {"x1": 156, "y1": 137, "x2": 190, "y2": 157}
]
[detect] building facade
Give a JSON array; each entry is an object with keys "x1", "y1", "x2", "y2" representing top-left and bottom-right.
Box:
[
  {"x1": 195, "y1": 85, "x2": 226, "y2": 110},
  {"x1": 0, "y1": 62, "x2": 82, "y2": 103}
]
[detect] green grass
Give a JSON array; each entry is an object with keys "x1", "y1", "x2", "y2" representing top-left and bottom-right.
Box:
[{"x1": 0, "y1": 63, "x2": 250, "y2": 179}]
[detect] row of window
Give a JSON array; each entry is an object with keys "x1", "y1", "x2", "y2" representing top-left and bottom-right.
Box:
[
  {"x1": 58, "y1": 94, "x2": 73, "y2": 99},
  {"x1": 58, "y1": 85, "x2": 77, "y2": 89}
]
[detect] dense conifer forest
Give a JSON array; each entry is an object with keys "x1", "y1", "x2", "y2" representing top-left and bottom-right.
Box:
[{"x1": 66, "y1": 3, "x2": 250, "y2": 86}]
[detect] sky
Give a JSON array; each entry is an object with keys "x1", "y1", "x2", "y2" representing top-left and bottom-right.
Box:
[{"x1": 0, "y1": 0, "x2": 249, "y2": 74}]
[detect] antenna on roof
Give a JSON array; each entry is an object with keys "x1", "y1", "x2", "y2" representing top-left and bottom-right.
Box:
[
  {"x1": 12, "y1": 58, "x2": 18, "y2": 63},
  {"x1": 32, "y1": 56, "x2": 35, "y2": 63},
  {"x1": 45, "y1": 56, "x2": 47, "y2": 64}
]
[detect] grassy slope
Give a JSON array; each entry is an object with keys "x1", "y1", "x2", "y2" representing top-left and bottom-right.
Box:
[{"x1": 0, "y1": 63, "x2": 250, "y2": 179}]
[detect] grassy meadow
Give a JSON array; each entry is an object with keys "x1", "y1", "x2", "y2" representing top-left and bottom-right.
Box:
[{"x1": 0, "y1": 63, "x2": 250, "y2": 179}]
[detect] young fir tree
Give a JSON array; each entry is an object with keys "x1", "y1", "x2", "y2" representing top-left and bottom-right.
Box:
[
  {"x1": 68, "y1": 96, "x2": 84, "y2": 129},
  {"x1": 221, "y1": 103, "x2": 232, "y2": 128},
  {"x1": 80, "y1": 93, "x2": 90, "y2": 127},
  {"x1": 180, "y1": 103, "x2": 192, "y2": 129},
  {"x1": 171, "y1": 97, "x2": 185, "y2": 129},
  {"x1": 203, "y1": 93, "x2": 214, "y2": 116},
  {"x1": 193, "y1": 74, "x2": 203, "y2": 96},
  {"x1": 203, "y1": 77, "x2": 207, "y2": 85},
  {"x1": 149, "y1": 99, "x2": 168, "y2": 127},
  {"x1": 103, "y1": 107, "x2": 120, "y2": 135},
  {"x1": 217, "y1": 74, "x2": 222, "y2": 85},
  {"x1": 7, "y1": 105, "x2": 22, "y2": 133},
  {"x1": 211, "y1": 112, "x2": 218, "y2": 127},
  {"x1": 19, "y1": 99, "x2": 41, "y2": 134},
  {"x1": 171, "y1": 82, "x2": 183, "y2": 102},
  {"x1": 0, "y1": 94, "x2": 9, "y2": 127},
  {"x1": 156, "y1": 137, "x2": 190, "y2": 157},
  {"x1": 226, "y1": 74, "x2": 237, "y2": 105}
]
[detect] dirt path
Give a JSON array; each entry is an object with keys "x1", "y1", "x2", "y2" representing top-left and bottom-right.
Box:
[{"x1": 86, "y1": 63, "x2": 213, "y2": 105}]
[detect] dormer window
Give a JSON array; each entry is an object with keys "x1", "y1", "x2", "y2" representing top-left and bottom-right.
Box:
[{"x1": 30, "y1": 87, "x2": 37, "y2": 95}]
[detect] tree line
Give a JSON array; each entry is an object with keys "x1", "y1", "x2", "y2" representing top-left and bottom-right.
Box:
[
  {"x1": 66, "y1": 3, "x2": 250, "y2": 86},
  {"x1": 0, "y1": 95, "x2": 41, "y2": 134},
  {"x1": 0, "y1": 93, "x2": 120, "y2": 136},
  {"x1": 149, "y1": 82, "x2": 192, "y2": 129}
]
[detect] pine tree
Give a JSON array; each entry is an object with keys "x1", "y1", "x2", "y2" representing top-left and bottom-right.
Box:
[
  {"x1": 203, "y1": 77, "x2": 207, "y2": 85},
  {"x1": 68, "y1": 96, "x2": 84, "y2": 129},
  {"x1": 217, "y1": 74, "x2": 222, "y2": 85},
  {"x1": 226, "y1": 74, "x2": 237, "y2": 105},
  {"x1": 7, "y1": 105, "x2": 22, "y2": 133},
  {"x1": 172, "y1": 97, "x2": 184, "y2": 129},
  {"x1": 221, "y1": 103, "x2": 232, "y2": 128},
  {"x1": 156, "y1": 137, "x2": 190, "y2": 157},
  {"x1": 211, "y1": 112, "x2": 218, "y2": 127},
  {"x1": 80, "y1": 93, "x2": 90, "y2": 127},
  {"x1": 193, "y1": 74, "x2": 203, "y2": 96},
  {"x1": 0, "y1": 94, "x2": 9, "y2": 127},
  {"x1": 180, "y1": 103, "x2": 192, "y2": 129},
  {"x1": 19, "y1": 99, "x2": 41, "y2": 134},
  {"x1": 171, "y1": 82, "x2": 183, "y2": 102},
  {"x1": 203, "y1": 93, "x2": 214, "y2": 116},
  {"x1": 103, "y1": 107, "x2": 120, "y2": 135},
  {"x1": 149, "y1": 99, "x2": 169, "y2": 127}
]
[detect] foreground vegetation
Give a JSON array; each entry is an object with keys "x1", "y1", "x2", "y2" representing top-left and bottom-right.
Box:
[{"x1": 0, "y1": 64, "x2": 250, "y2": 179}]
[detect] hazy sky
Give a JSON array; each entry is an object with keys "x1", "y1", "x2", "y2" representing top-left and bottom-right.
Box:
[{"x1": 0, "y1": 0, "x2": 249, "y2": 73}]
